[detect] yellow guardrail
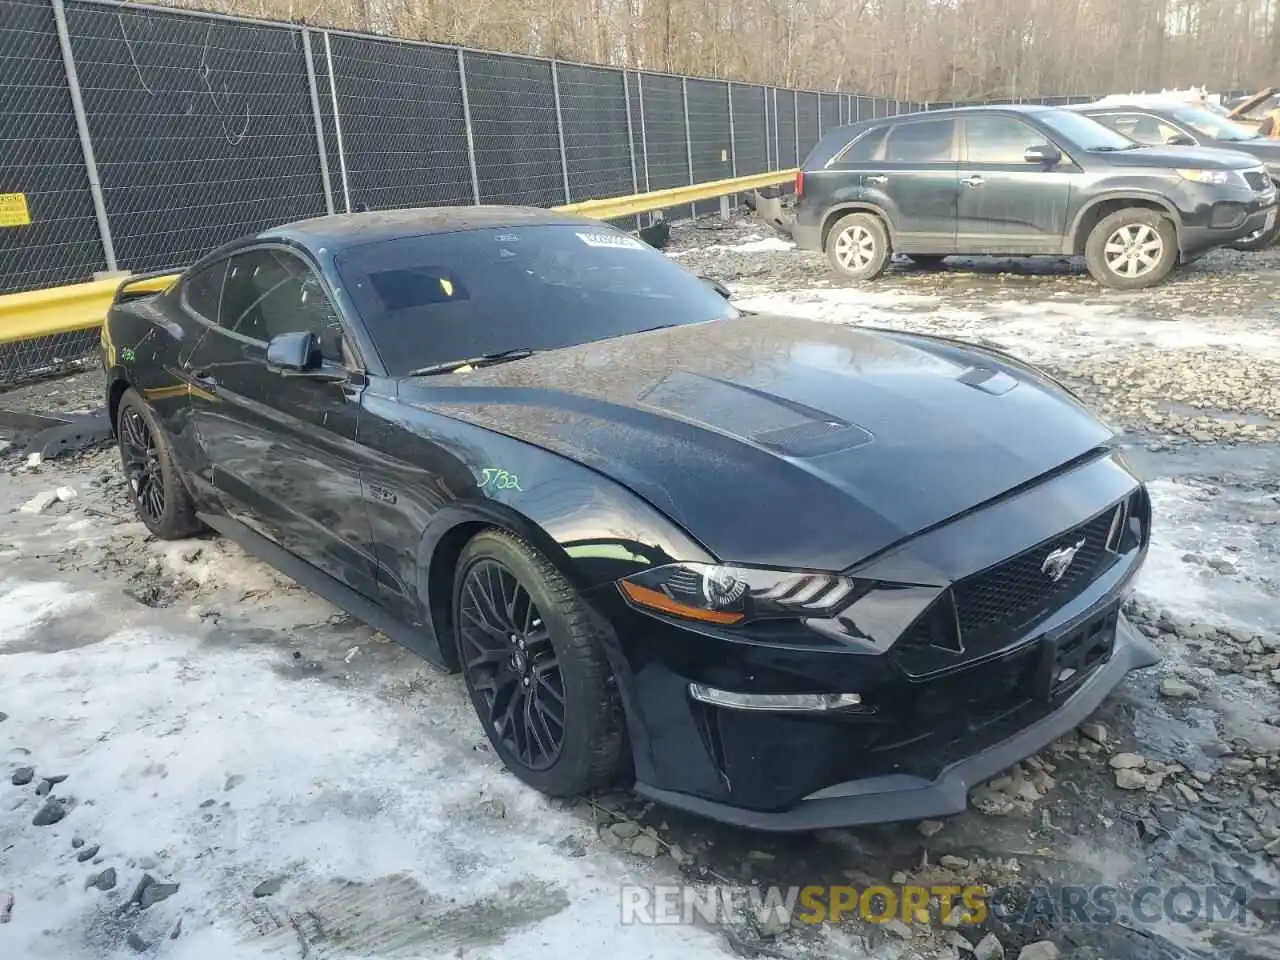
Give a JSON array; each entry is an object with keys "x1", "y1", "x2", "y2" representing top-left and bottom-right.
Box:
[
  {"x1": 0, "y1": 274, "x2": 176, "y2": 345},
  {"x1": 558, "y1": 169, "x2": 797, "y2": 219},
  {"x1": 0, "y1": 168, "x2": 798, "y2": 346}
]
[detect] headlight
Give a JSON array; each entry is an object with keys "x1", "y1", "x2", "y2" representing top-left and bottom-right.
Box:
[
  {"x1": 1175, "y1": 168, "x2": 1231, "y2": 184},
  {"x1": 618, "y1": 563, "x2": 867, "y2": 625}
]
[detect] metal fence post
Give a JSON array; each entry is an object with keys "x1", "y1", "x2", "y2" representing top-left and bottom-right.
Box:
[
  {"x1": 457, "y1": 49, "x2": 482, "y2": 206},
  {"x1": 793, "y1": 89, "x2": 800, "y2": 167},
  {"x1": 636, "y1": 72, "x2": 651, "y2": 224},
  {"x1": 726, "y1": 82, "x2": 737, "y2": 178},
  {"x1": 622, "y1": 71, "x2": 640, "y2": 229},
  {"x1": 301, "y1": 28, "x2": 335, "y2": 216},
  {"x1": 50, "y1": 0, "x2": 116, "y2": 271},
  {"x1": 322, "y1": 32, "x2": 352, "y2": 213},
  {"x1": 551, "y1": 60, "x2": 571, "y2": 204},
  {"x1": 681, "y1": 77, "x2": 695, "y2": 219},
  {"x1": 772, "y1": 87, "x2": 780, "y2": 171},
  {"x1": 723, "y1": 81, "x2": 736, "y2": 218}
]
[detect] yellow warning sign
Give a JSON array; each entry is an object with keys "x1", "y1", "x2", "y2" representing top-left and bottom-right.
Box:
[{"x1": 0, "y1": 193, "x2": 31, "y2": 227}]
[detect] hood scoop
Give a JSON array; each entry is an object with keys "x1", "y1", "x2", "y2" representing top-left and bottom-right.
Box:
[
  {"x1": 638, "y1": 371, "x2": 874, "y2": 458},
  {"x1": 957, "y1": 366, "x2": 1019, "y2": 396}
]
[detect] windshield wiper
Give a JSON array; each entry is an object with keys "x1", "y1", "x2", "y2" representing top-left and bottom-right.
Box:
[{"x1": 405, "y1": 348, "x2": 537, "y2": 377}]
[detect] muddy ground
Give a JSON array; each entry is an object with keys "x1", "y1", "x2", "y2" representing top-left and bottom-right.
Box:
[{"x1": 2, "y1": 219, "x2": 1279, "y2": 959}]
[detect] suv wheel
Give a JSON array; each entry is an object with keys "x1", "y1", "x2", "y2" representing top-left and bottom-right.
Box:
[
  {"x1": 826, "y1": 213, "x2": 891, "y2": 280},
  {"x1": 1085, "y1": 208, "x2": 1177, "y2": 289}
]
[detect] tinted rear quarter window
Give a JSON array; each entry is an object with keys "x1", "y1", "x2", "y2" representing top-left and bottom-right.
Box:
[
  {"x1": 834, "y1": 126, "x2": 888, "y2": 164},
  {"x1": 882, "y1": 119, "x2": 956, "y2": 162},
  {"x1": 181, "y1": 260, "x2": 226, "y2": 322}
]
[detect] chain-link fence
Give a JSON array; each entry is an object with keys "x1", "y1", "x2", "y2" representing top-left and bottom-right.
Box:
[{"x1": 2, "y1": 0, "x2": 1100, "y2": 386}]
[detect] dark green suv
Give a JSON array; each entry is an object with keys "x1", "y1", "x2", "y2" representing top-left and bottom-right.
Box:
[{"x1": 792, "y1": 105, "x2": 1276, "y2": 289}]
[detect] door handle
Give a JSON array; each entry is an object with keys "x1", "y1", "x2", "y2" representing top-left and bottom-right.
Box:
[
  {"x1": 962, "y1": 175, "x2": 985, "y2": 187},
  {"x1": 865, "y1": 175, "x2": 888, "y2": 185}
]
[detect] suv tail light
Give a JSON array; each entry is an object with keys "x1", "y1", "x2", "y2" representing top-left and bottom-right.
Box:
[{"x1": 795, "y1": 169, "x2": 804, "y2": 196}]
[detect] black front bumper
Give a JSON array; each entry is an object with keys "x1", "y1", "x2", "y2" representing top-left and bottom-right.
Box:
[
  {"x1": 635, "y1": 612, "x2": 1157, "y2": 831},
  {"x1": 591, "y1": 450, "x2": 1157, "y2": 831},
  {"x1": 1179, "y1": 183, "x2": 1277, "y2": 255}
]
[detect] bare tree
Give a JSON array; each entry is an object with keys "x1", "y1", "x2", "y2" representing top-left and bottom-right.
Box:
[{"x1": 155, "y1": 0, "x2": 1280, "y2": 98}]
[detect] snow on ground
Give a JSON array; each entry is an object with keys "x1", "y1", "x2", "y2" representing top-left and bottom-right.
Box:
[
  {"x1": 668, "y1": 234, "x2": 797, "y2": 257},
  {"x1": 0, "y1": 473, "x2": 750, "y2": 959}
]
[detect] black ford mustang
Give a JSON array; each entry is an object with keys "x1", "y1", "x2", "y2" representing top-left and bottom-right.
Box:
[{"x1": 100, "y1": 207, "x2": 1159, "y2": 831}]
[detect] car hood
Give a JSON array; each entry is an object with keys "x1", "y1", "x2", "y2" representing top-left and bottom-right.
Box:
[
  {"x1": 1105, "y1": 144, "x2": 1263, "y2": 169},
  {"x1": 1206, "y1": 138, "x2": 1280, "y2": 165},
  {"x1": 398, "y1": 315, "x2": 1114, "y2": 571}
]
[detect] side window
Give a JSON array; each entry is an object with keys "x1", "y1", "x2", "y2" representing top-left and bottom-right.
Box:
[
  {"x1": 965, "y1": 116, "x2": 1052, "y2": 162},
  {"x1": 181, "y1": 260, "x2": 226, "y2": 322},
  {"x1": 1094, "y1": 113, "x2": 1180, "y2": 146},
  {"x1": 835, "y1": 126, "x2": 889, "y2": 165},
  {"x1": 219, "y1": 249, "x2": 346, "y2": 362},
  {"x1": 882, "y1": 119, "x2": 956, "y2": 162}
]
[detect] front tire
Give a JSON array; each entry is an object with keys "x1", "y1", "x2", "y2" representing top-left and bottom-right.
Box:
[
  {"x1": 454, "y1": 529, "x2": 625, "y2": 797},
  {"x1": 826, "y1": 212, "x2": 891, "y2": 281},
  {"x1": 1084, "y1": 208, "x2": 1177, "y2": 289},
  {"x1": 116, "y1": 388, "x2": 204, "y2": 539}
]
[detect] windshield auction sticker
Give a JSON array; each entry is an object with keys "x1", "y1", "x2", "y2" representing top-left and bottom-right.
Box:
[{"x1": 576, "y1": 232, "x2": 645, "y2": 250}]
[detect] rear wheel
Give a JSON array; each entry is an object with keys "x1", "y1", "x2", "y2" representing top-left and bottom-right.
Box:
[
  {"x1": 1084, "y1": 208, "x2": 1178, "y2": 290},
  {"x1": 904, "y1": 254, "x2": 948, "y2": 268},
  {"x1": 825, "y1": 212, "x2": 891, "y2": 281},
  {"x1": 454, "y1": 529, "x2": 625, "y2": 796},
  {"x1": 116, "y1": 388, "x2": 204, "y2": 540}
]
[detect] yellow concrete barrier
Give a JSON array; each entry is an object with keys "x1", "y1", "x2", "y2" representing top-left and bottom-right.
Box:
[{"x1": 0, "y1": 170, "x2": 798, "y2": 346}]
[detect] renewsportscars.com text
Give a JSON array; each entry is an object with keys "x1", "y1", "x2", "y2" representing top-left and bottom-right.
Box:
[{"x1": 620, "y1": 883, "x2": 1251, "y2": 928}]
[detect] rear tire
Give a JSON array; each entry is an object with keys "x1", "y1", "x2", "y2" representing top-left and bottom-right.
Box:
[
  {"x1": 904, "y1": 254, "x2": 948, "y2": 268},
  {"x1": 453, "y1": 529, "x2": 626, "y2": 797},
  {"x1": 1084, "y1": 208, "x2": 1177, "y2": 290},
  {"x1": 116, "y1": 388, "x2": 204, "y2": 540},
  {"x1": 825, "y1": 212, "x2": 891, "y2": 281}
]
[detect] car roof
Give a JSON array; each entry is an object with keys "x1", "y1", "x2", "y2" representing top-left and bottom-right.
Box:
[
  {"x1": 257, "y1": 205, "x2": 601, "y2": 251},
  {"x1": 887, "y1": 103, "x2": 1052, "y2": 120},
  {"x1": 1067, "y1": 99, "x2": 1188, "y2": 113}
]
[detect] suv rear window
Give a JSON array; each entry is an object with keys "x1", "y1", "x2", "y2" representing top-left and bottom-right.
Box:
[{"x1": 882, "y1": 119, "x2": 956, "y2": 162}]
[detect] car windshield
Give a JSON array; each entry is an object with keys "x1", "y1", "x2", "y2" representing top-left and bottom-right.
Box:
[
  {"x1": 1171, "y1": 105, "x2": 1260, "y2": 141},
  {"x1": 334, "y1": 224, "x2": 739, "y2": 376},
  {"x1": 1037, "y1": 110, "x2": 1139, "y2": 151}
]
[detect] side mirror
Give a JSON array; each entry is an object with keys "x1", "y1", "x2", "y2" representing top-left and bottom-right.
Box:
[
  {"x1": 266, "y1": 331, "x2": 323, "y2": 375},
  {"x1": 1024, "y1": 144, "x2": 1062, "y2": 165},
  {"x1": 1166, "y1": 133, "x2": 1196, "y2": 146},
  {"x1": 700, "y1": 276, "x2": 732, "y2": 299}
]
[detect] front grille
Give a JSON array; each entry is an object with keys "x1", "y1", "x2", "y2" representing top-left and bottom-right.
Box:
[
  {"x1": 1245, "y1": 171, "x2": 1271, "y2": 192},
  {"x1": 890, "y1": 498, "x2": 1131, "y2": 678},
  {"x1": 952, "y1": 504, "x2": 1119, "y2": 639}
]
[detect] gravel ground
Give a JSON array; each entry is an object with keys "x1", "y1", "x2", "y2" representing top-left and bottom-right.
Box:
[{"x1": 2, "y1": 215, "x2": 1279, "y2": 959}]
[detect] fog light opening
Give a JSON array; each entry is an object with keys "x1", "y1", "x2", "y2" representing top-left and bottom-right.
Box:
[{"x1": 687, "y1": 684, "x2": 862, "y2": 712}]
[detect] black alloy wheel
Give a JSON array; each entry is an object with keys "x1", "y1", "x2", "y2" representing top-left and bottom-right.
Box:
[
  {"x1": 114, "y1": 387, "x2": 204, "y2": 540},
  {"x1": 458, "y1": 558, "x2": 567, "y2": 771},
  {"x1": 119, "y1": 405, "x2": 166, "y2": 525}
]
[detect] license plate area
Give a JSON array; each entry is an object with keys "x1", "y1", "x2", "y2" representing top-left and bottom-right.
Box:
[
  {"x1": 1038, "y1": 609, "x2": 1117, "y2": 701},
  {"x1": 1266, "y1": 208, "x2": 1277, "y2": 231}
]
